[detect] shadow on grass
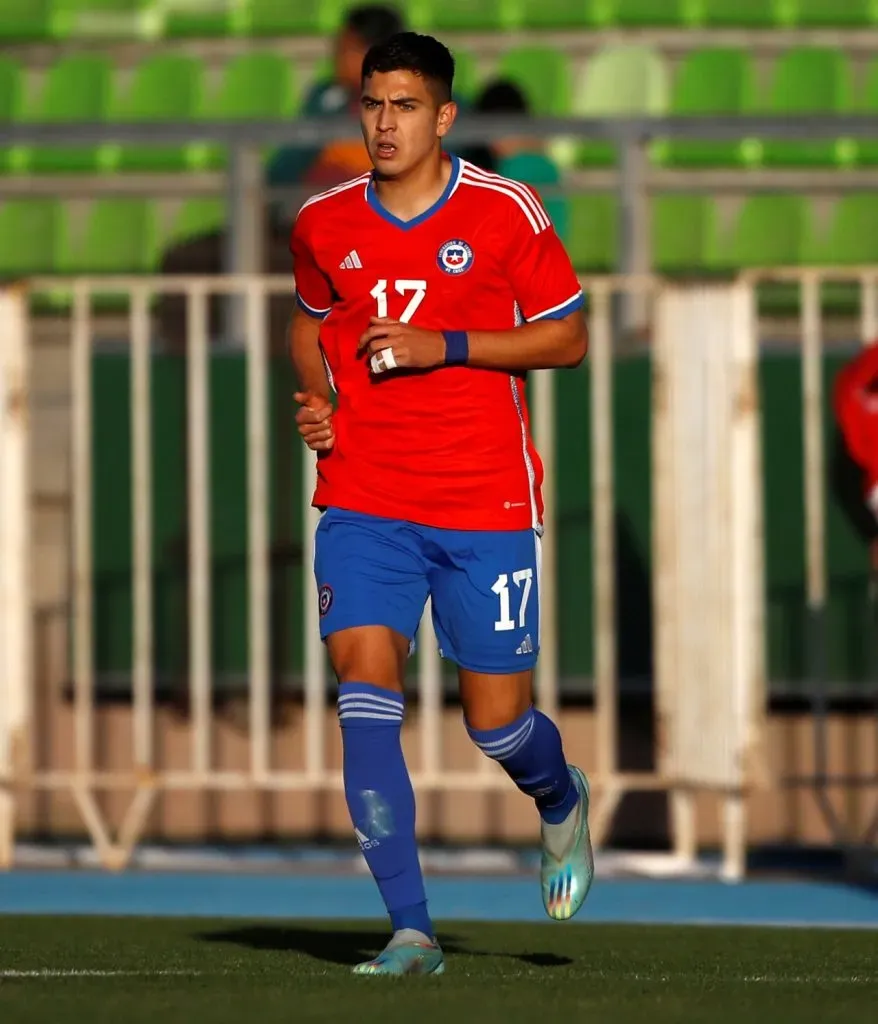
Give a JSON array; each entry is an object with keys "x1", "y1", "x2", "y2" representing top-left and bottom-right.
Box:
[{"x1": 196, "y1": 925, "x2": 573, "y2": 969}]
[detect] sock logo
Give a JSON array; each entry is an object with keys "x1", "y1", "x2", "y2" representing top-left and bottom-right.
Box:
[
  {"x1": 318, "y1": 584, "x2": 333, "y2": 617},
  {"x1": 354, "y1": 826, "x2": 380, "y2": 851}
]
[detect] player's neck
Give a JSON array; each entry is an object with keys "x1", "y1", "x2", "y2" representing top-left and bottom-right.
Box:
[{"x1": 372, "y1": 152, "x2": 452, "y2": 224}]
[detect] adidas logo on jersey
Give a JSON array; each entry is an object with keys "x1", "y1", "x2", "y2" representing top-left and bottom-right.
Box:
[
  {"x1": 516, "y1": 634, "x2": 534, "y2": 656},
  {"x1": 339, "y1": 249, "x2": 363, "y2": 270}
]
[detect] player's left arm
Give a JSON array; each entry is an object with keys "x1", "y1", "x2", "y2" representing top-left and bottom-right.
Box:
[{"x1": 358, "y1": 189, "x2": 587, "y2": 373}]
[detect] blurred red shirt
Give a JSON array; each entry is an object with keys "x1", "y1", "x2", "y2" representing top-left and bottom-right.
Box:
[{"x1": 834, "y1": 342, "x2": 878, "y2": 519}]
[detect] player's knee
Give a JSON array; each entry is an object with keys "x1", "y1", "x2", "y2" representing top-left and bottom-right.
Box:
[
  {"x1": 327, "y1": 626, "x2": 408, "y2": 690},
  {"x1": 459, "y1": 669, "x2": 534, "y2": 735}
]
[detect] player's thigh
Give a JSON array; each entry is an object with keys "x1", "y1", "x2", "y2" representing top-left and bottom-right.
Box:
[
  {"x1": 428, "y1": 526, "x2": 541, "y2": 676},
  {"x1": 327, "y1": 627, "x2": 411, "y2": 691},
  {"x1": 314, "y1": 508, "x2": 429, "y2": 687}
]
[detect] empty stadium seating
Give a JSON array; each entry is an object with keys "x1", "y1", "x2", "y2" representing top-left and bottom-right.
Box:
[
  {"x1": 2, "y1": 3, "x2": 878, "y2": 279},
  {"x1": 3, "y1": 0, "x2": 878, "y2": 39},
  {"x1": 3, "y1": 44, "x2": 878, "y2": 171},
  {"x1": 3, "y1": 192, "x2": 877, "y2": 279}
]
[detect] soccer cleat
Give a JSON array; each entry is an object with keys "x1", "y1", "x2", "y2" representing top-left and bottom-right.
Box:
[
  {"x1": 352, "y1": 940, "x2": 445, "y2": 977},
  {"x1": 541, "y1": 765, "x2": 594, "y2": 921}
]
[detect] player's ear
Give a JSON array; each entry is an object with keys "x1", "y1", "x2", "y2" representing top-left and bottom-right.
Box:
[{"x1": 436, "y1": 100, "x2": 457, "y2": 140}]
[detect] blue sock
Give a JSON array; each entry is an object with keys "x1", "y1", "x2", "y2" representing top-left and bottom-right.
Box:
[
  {"x1": 467, "y1": 706, "x2": 578, "y2": 824},
  {"x1": 338, "y1": 683, "x2": 433, "y2": 938}
]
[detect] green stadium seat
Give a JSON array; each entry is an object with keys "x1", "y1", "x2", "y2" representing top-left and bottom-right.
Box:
[
  {"x1": 567, "y1": 194, "x2": 617, "y2": 272},
  {"x1": 818, "y1": 194, "x2": 878, "y2": 314},
  {"x1": 652, "y1": 196, "x2": 717, "y2": 274},
  {"x1": 450, "y1": 48, "x2": 479, "y2": 103},
  {"x1": 757, "y1": 48, "x2": 855, "y2": 168},
  {"x1": 197, "y1": 53, "x2": 298, "y2": 170},
  {"x1": 654, "y1": 49, "x2": 757, "y2": 168},
  {"x1": 855, "y1": 59, "x2": 878, "y2": 165},
  {"x1": 430, "y1": 0, "x2": 514, "y2": 30},
  {"x1": 496, "y1": 47, "x2": 572, "y2": 116},
  {"x1": 168, "y1": 199, "x2": 227, "y2": 246},
  {"x1": 519, "y1": 0, "x2": 611, "y2": 28},
  {"x1": 0, "y1": 0, "x2": 51, "y2": 41},
  {"x1": 51, "y1": 0, "x2": 157, "y2": 41},
  {"x1": 710, "y1": 194, "x2": 815, "y2": 315},
  {"x1": 0, "y1": 57, "x2": 23, "y2": 121},
  {"x1": 164, "y1": 0, "x2": 238, "y2": 37},
  {"x1": 793, "y1": 0, "x2": 875, "y2": 27},
  {"x1": 709, "y1": 195, "x2": 812, "y2": 270},
  {"x1": 102, "y1": 55, "x2": 204, "y2": 172},
  {"x1": 26, "y1": 55, "x2": 114, "y2": 173},
  {"x1": 574, "y1": 45, "x2": 668, "y2": 167},
  {"x1": 58, "y1": 199, "x2": 159, "y2": 273},
  {"x1": 0, "y1": 200, "x2": 65, "y2": 276},
  {"x1": 822, "y1": 195, "x2": 878, "y2": 265},
  {"x1": 0, "y1": 58, "x2": 27, "y2": 174},
  {"x1": 687, "y1": 0, "x2": 788, "y2": 27},
  {"x1": 615, "y1": 1, "x2": 685, "y2": 26},
  {"x1": 247, "y1": 0, "x2": 344, "y2": 35}
]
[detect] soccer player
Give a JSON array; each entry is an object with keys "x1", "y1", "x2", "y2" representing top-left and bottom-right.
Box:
[
  {"x1": 835, "y1": 340, "x2": 878, "y2": 575},
  {"x1": 290, "y1": 32, "x2": 593, "y2": 976}
]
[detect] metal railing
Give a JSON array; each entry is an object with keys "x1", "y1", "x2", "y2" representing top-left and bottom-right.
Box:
[
  {"x1": 3, "y1": 269, "x2": 878, "y2": 873},
  {"x1": 3, "y1": 113, "x2": 877, "y2": 290}
]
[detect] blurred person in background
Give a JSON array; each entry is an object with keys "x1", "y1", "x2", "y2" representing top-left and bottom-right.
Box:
[
  {"x1": 456, "y1": 79, "x2": 539, "y2": 174},
  {"x1": 156, "y1": 4, "x2": 404, "y2": 347},
  {"x1": 267, "y1": 4, "x2": 405, "y2": 191},
  {"x1": 456, "y1": 79, "x2": 568, "y2": 241},
  {"x1": 834, "y1": 341, "x2": 878, "y2": 578}
]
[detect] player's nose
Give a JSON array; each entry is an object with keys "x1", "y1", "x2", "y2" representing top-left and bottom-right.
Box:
[{"x1": 376, "y1": 103, "x2": 397, "y2": 131}]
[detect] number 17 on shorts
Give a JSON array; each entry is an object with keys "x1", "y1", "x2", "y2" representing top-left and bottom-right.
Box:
[{"x1": 430, "y1": 528, "x2": 541, "y2": 675}]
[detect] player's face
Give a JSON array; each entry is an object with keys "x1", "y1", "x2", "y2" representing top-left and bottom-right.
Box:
[{"x1": 360, "y1": 70, "x2": 456, "y2": 177}]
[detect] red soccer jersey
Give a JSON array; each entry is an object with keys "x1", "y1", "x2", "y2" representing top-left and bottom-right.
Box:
[
  {"x1": 834, "y1": 342, "x2": 878, "y2": 514},
  {"x1": 290, "y1": 154, "x2": 584, "y2": 532}
]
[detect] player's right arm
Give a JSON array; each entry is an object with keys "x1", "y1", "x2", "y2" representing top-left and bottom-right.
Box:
[{"x1": 290, "y1": 211, "x2": 336, "y2": 450}]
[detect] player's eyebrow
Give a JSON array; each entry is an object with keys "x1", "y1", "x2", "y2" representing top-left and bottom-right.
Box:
[{"x1": 361, "y1": 94, "x2": 422, "y2": 107}]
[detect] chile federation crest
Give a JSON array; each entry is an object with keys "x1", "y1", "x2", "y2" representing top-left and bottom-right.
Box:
[{"x1": 437, "y1": 239, "x2": 474, "y2": 275}]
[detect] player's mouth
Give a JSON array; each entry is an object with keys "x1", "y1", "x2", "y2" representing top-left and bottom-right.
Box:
[{"x1": 375, "y1": 142, "x2": 397, "y2": 159}]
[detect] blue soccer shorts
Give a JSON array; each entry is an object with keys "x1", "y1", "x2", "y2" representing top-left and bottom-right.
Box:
[{"x1": 313, "y1": 507, "x2": 541, "y2": 674}]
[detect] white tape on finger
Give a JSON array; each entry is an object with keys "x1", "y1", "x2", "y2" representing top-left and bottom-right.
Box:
[{"x1": 370, "y1": 347, "x2": 397, "y2": 374}]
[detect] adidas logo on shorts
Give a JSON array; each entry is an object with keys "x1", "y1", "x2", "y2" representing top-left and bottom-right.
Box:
[{"x1": 516, "y1": 634, "x2": 534, "y2": 656}]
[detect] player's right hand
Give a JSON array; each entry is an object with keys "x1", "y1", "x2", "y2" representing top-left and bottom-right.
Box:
[{"x1": 294, "y1": 392, "x2": 335, "y2": 451}]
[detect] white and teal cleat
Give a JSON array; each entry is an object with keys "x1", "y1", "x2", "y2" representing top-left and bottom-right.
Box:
[
  {"x1": 541, "y1": 765, "x2": 594, "y2": 921},
  {"x1": 352, "y1": 939, "x2": 445, "y2": 977}
]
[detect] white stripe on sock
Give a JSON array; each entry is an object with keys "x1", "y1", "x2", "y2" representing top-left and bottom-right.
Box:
[{"x1": 338, "y1": 711, "x2": 403, "y2": 723}]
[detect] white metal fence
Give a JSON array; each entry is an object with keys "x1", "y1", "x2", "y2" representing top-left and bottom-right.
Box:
[
  {"x1": 6, "y1": 271, "x2": 874, "y2": 876},
  {"x1": 0, "y1": 286, "x2": 32, "y2": 869}
]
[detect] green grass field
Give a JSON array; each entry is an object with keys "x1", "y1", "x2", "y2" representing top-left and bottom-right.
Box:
[{"x1": 0, "y1": 917, "x2": 876, "y2": 1023}]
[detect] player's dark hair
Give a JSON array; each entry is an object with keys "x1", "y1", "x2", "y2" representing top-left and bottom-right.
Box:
[
  {"x1": 345, "y1": 4, "x2": 405, "y2": 48},
  {"x1": 361, "y1": 32, "x2": 455, "y2": 103}
]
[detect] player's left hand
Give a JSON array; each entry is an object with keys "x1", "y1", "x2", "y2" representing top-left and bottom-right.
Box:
[{"x1": 358, "y1": 317, "x2": 446, "y2": 375}]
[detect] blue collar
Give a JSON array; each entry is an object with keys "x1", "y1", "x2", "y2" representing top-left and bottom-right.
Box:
[{"x1": 366, "y1": 153, "x2": 461, "y2": 231}]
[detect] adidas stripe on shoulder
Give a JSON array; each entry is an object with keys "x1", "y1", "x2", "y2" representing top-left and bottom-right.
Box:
[
  {"x1": 459, "y1": 162, "x2": 552, "y2": 235},
  {"x1": 296, "y1": 173, "x2": 372, "y2": 221}
]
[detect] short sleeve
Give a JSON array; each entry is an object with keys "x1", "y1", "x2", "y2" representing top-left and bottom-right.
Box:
[
  {"x1": 503, "y1": 186, "x2": 584, "y2": 323},
  {"x1": 290, "y1": 213, "x2": 334, "y2": 320}
]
